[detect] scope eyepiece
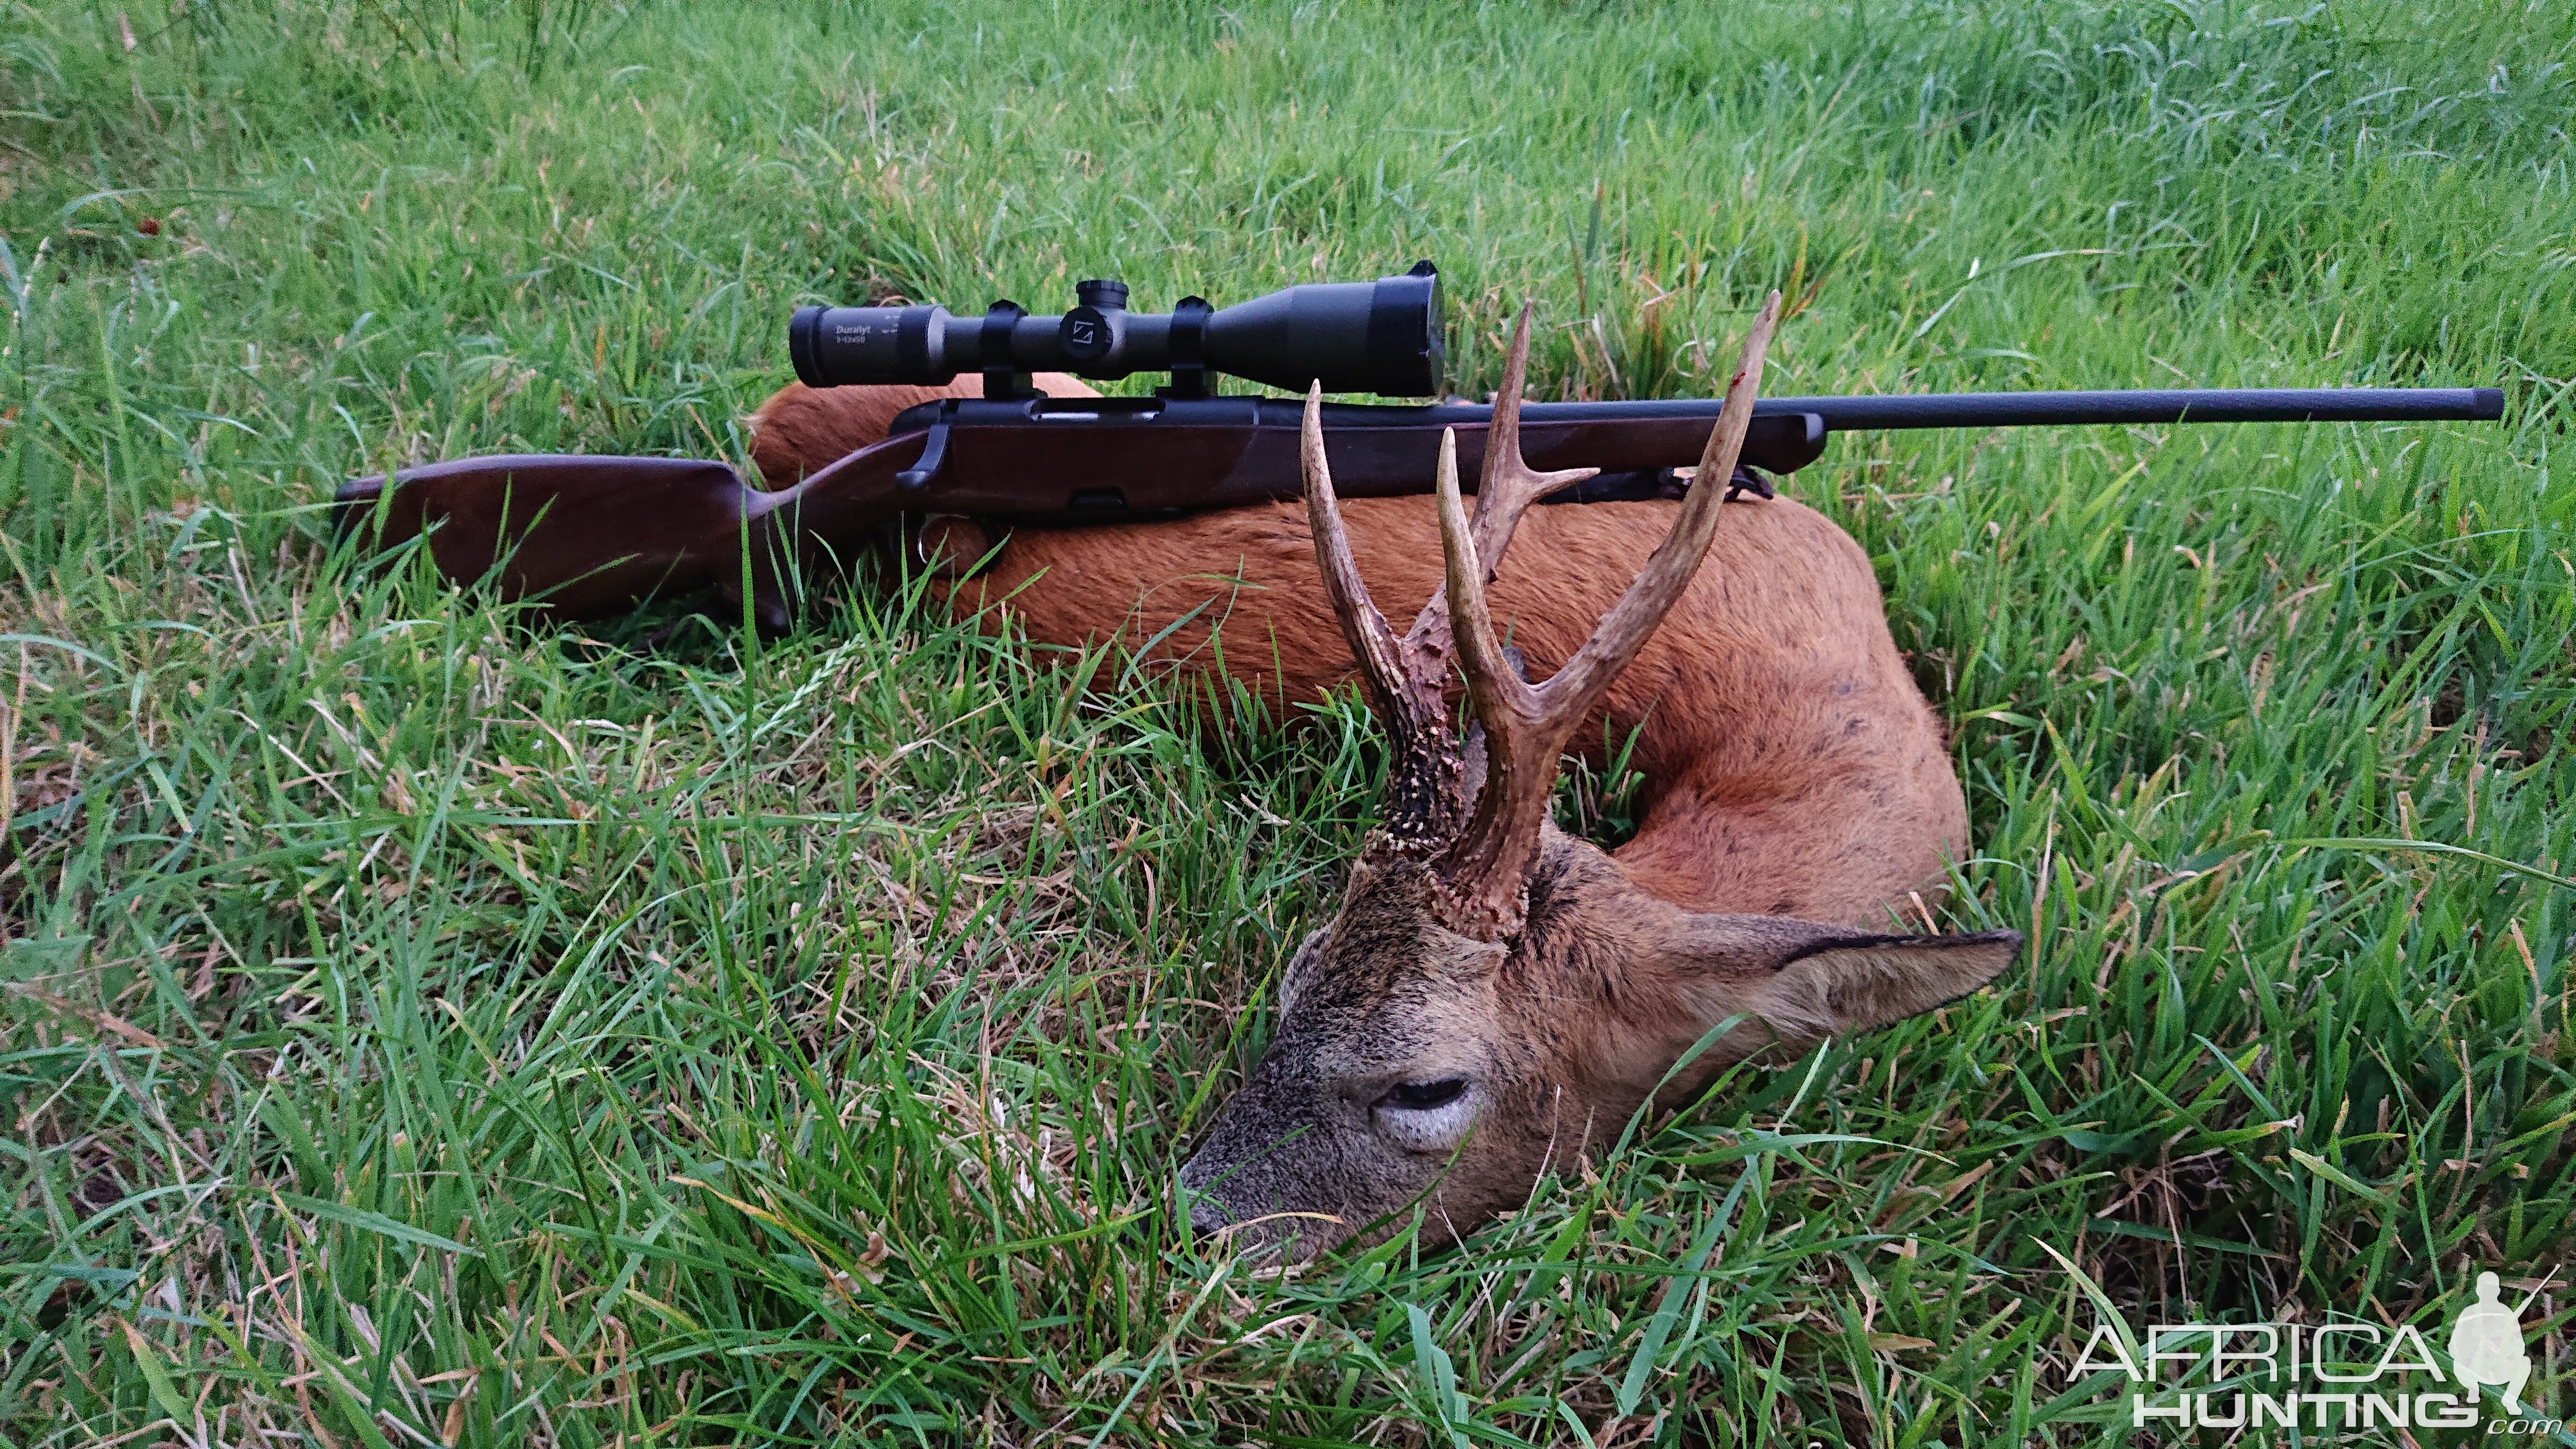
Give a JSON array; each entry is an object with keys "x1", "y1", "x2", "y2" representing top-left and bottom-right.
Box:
[{"x1": 788, "y1": 261, "x2": 1444, "y2": 398}]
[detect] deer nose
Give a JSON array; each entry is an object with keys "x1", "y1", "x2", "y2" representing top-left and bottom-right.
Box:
[{"x1": 1187, "y1": 1198, "x2": 1231, "y2": 1238}]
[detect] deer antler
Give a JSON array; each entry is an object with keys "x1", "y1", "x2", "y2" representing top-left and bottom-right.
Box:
[
  {"x1": 1301, "y1": 382, "x2": 1465, "y2": 848},
  {"x1": 1300, "y1": 308, "x2": 1600, "y2": 854},
  {"x1": 1432, "y1": 290, "x2": 1784, "y2": 937},
  {"x1": 1454, "y1": 306, "x2": 1603, "y2": 579},
  {"x1": 1302, "y1": 293, "x2": 1778, "y2": 932}
]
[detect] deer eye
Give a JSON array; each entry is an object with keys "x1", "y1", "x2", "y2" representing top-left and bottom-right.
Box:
[{"x1": 1378, "y1": 1078, "x2": 1469, "y2": 1112}]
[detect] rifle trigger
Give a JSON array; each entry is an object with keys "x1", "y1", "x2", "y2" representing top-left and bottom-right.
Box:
[
  {"x1": 1723, "y1": 464, "x2": 1777, "y2": 502},
  {"x1": 896, "y1": 419, "x2": 951, "y2": 490}
]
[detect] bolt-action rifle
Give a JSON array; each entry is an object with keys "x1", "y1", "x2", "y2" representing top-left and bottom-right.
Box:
[{"x1": 337, "y1": 262, "x2": 2504, "y2": 627}]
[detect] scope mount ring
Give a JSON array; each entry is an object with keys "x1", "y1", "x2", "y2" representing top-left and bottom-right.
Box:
[
  {"x1": 1159, "y1": 295, "x2": 1213, "y2": 400},
  {"x1": 981, "y1": 300, "x2": 1032, "y2": 399}
]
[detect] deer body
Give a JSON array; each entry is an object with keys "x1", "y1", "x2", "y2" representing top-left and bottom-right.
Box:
[
  {"x1": 749, "y1": 305, "x2": 2015, "y2": 1257},
  {"x1": 935, "y1": 494, "x2": 1967, "y2": 925},
  {"x1": 751, "y1": 387, "x2": 1963, "y2": 924}
]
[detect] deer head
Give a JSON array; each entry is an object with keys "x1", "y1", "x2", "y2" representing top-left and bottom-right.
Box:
[{"x1": 1178, "y1": 295, "x2": 2019, "y2": 1259}]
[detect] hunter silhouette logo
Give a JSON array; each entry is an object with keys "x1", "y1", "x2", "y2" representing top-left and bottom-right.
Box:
[
  {"x1": 2062, "y1": 1268, "x2": 2553, "y2": 1432},
  {"x1": 2448, "y1": 1271, "x2": 2532, "y2": 1413}
]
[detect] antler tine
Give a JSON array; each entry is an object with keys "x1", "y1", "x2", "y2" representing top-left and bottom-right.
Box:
[
  {"x1": 1467, "y1": 305, "x2": 1601, "y2": 566},
  {"x1": 1435, "y1": 290, "x2": 1785, "y2": 936},
  {"x1": 1303, "y1": 382, "x2": 1464, "y2": 848},
  {"x1": 1534, "y1": 291, "x2": 1781, "y2": 717},
  {"x1": 1430, "y1": 425, "x2": 1550, "y2": 937},
  {"x1": 1395, "y1": 307, "x2": 1600, "y2": 657},
  {"x1": 1302, "y1": 383, "x2": 1408, "y2": 709}
]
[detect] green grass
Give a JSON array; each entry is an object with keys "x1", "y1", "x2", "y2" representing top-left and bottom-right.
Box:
[{"x1": 2, "y1": 0, "x2": 2572, "y2": 1443}]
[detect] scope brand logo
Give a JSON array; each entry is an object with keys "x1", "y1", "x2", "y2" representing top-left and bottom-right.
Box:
[{"x1": 2060, "y1": 1268, "x2": 2555, "y2": 1435}]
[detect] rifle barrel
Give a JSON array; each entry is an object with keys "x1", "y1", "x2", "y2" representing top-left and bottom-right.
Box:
[
  {"x1": 1509, "y1": 386, "x2": 2503, "y2": 432},
  {"x1": 1782, "y1": 386, "x2": 2505, "y2": 430}
]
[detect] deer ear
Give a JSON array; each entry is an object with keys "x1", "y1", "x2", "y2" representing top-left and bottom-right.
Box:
[{"x1": 1658, "y1": 916, "x2": 2020, "y2": 1063}]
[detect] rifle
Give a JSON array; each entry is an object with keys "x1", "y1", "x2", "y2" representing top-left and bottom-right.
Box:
[{"x1": 336, "y1": 263, "x2": 2505, "y2": 627}]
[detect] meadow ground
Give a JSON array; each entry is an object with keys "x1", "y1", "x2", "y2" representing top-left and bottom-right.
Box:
[{"x1": 3, "y1": 1, "x2": 2574, "y2": 1443}]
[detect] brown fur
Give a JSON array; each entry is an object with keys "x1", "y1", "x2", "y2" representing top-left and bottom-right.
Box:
[
  {"x1": 750, "y1": 380, "x2": 1967, "y2": 924},
  {"x1": 748, "y1": 377, "x2": 2014, "y2": 1258}
]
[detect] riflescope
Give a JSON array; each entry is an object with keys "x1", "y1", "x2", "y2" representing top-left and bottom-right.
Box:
[{"x1": 789, "y1": 261, "x2": 1444, "y2": 399}]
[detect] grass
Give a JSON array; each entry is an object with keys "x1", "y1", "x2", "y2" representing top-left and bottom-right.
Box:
[{"x1": 2, "y1": 0, "x2": 2572, "y2": 1442}]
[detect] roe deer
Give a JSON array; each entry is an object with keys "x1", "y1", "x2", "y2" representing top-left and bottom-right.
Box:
[{"x1": 748, "y1": 296, "x2": 2018, "y2": 1259}]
